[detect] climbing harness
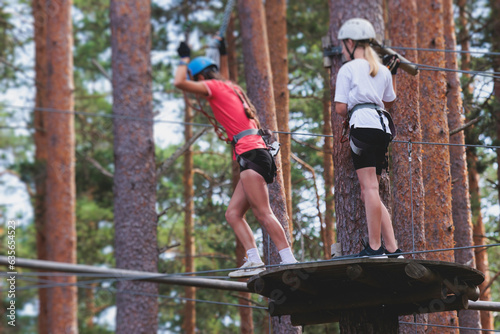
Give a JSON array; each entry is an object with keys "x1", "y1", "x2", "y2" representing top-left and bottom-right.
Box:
[
  {"x1": 231, "y1": 128, "x2": 279, "y2": 184},
  {"x1": 347, "y1": 103, "x2": 396, "y2": 159},
  {"x1": 348, "y1": 103, "x2": 396, "y2": 137}
]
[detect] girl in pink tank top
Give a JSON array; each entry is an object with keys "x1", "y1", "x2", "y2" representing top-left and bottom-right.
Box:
[{"x1": 174, "y1": 41, "x2": 297, "y2": 277}]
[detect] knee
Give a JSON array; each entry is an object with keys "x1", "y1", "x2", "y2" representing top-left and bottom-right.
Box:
[
  {"x1": 360, "y1": 185, "x2": 378, "y2": 202},
  {"x1": 225, "y1": 208, "x2": 242, "y2": 225}
]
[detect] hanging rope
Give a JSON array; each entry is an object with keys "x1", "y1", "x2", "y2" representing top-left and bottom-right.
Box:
[{"x1": 183, "y1": 92, "x2": 231, "y2": 144}]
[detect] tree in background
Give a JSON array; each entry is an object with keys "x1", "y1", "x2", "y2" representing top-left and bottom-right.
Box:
[
  {"x1": 32, "y1": 0, "x2": 48, "y2": 332},
  {"x1": 110, "y1": 0, "x2": 158, "y2": 332},
  {"x1": 443, "y1": 0, "x2": 482, "y2": 330},
  {"x1": 386, "y1": 0, "x2": 427, "y2": 331},
  {"x1": 238, "y1": 0, "x2": 299, "y2": 332},
  {"x1": 328, "y1": 0, "x2": 397, "y2": 331},
  {"x1": 265, "y1": 0, "x2": 293, "y2": 238},
  {"x1": 417, "y1": 0, "x2": 458, "y2": 330},
  {"x1": 42, "y1": 0, "x2": 78, "y2": 332}
]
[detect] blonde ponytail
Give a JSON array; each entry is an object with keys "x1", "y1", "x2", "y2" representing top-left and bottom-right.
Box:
[{"x1": 361, "y1": 43, "x2": 381, "y2": 77}]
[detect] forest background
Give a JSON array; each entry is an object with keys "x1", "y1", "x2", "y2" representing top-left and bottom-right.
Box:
[{"x1": 0, "y1": 0, "x2": 499, "y2": 333}]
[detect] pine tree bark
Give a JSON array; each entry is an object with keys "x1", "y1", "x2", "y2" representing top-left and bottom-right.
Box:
[
  {"x1": 468, "y1": 152, "x2": 495, "y2": 331},
  {"x1": 33, "y1": 1, "x2": 49, "y2": 333},
  {"x1": 443, "y1": 0, "x2": 481, "y2": 331},
  {"x1": 43, "y1": 0, "x2": 78, "y2": 332},
  {"x1": 328, "y1": 0, "x2": 386, "y2": 259},
  {"x1": 237, "y1": 0, "x2": 299, "y2": 332},
  {"x1": 322, "y1": 73, "x2": 335, "y2": 259},
  {"x1": 182, "y1": 100, "x2": 196, "y2": 333},
  {"x1": 181, "y1": 9, "x2": 196, "y2": 332},
  {"x1": 110, "y1": 1, "x2": 158, "y2": 333},
  {"x1": 386, "y1": 1, "x2": 427, "y2": 331},
  {"x1": 227, "y1": 17, "x2": 254, "y2": 333},
  {"x1": 328, "y1": 0, "x2": 397, "y2": 332},
  {"x1": 417, "y1": 0, "x2": 458, "y2": 331},
  {"x1": 265, "y1": 0, "x2": 293, "y2": 240}
]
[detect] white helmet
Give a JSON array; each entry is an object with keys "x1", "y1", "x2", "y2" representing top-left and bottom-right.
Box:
[{"x1": 338, "y1": 18, "x2": 376, "y2": 41}]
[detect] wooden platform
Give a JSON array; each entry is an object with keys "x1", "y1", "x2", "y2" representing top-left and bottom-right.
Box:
[{"x1": 247, "y1": 258, "x2": 484, "y2": 327}]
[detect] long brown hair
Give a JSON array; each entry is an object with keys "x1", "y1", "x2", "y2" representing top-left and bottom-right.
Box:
[{"x1": 199, "y1": 68, "x2": 261, "y2": 128}]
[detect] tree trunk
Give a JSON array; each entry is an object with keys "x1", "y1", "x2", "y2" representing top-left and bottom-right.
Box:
[
  {"x1": 265, "y1": 0, "x2": 293, "y2": 240},
  {"x1": 443, "y1": 0, "x2": 481, "y2": 331},
  {"x1": 43, "y1": 0, "x2": 78, "y2": 332},
  {"x1": 329, "y1": 0, "x2": 386, "y2": 258},
  {"x1": 182, "y1": 99, "x2": 196, "y2": 333},
  {"x1": 386, "y1": 1, "x2": 427, "y2": 331},
  {"x1": 33, "y1": 1, "x2": 49, "y2": 333},
  {"x1": 228, "y1": 17, "x2": 254, "y2": 333},
  {"x1": 322, "y1": 75, "x2": 335, "y2": 259},
  {"x1": 328, "y1": 0, "x2": 397, "y2": 332},
  {"x1": 110, "y1": 1, "x2": 158, "y2": 333},
  {"x1": 237, "y1": 0, "x2": 299, "y2": 332},
  {"x1": 417, "y1": 0, "x2": 458, "y2": 331},
  {"x1": 468, "y1": 151, "x2": 495, "y2": 332}
]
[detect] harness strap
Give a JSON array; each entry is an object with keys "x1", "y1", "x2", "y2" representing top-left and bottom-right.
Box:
[
  {"x1": 349, "y1": 103, "x2": 396, "y2": 138},
  {"x1": 232, "y1": 128, "x2": 260, "y2": 145}
]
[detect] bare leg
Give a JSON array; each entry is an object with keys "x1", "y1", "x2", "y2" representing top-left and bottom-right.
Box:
[
  {"x1": 225, "y1": 180, "x2": 257, "y2": 251},
  {"x1": 239, "y1": 169, "x2": 290, "y2": 250},
  {"x1": 356, "y1": 167, "x2": 382, "y2": 250},
  {"x1": 380, "y1": 202, "x2": 398, "y2": 252}
]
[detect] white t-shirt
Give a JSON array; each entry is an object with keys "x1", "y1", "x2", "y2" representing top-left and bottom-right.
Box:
[{"x1": 334, "y1": 58, "x2": 396, "y2": 133}]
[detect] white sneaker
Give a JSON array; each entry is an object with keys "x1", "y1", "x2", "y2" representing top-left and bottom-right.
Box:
[{"x1": 228, "y1": 259, "x2": 265, "y2": 278}]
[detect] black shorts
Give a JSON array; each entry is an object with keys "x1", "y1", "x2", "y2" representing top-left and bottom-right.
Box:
[
  {"x1": 350, "y1": 127, "x2": 391, "y2": 175},
  {"x1": 238, "y1": 148, "x2": 276, "y2": 184}
]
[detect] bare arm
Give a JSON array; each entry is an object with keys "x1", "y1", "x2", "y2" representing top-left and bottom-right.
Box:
[
  {"x1": 173, "y1": 57, "x2": 209, "y2": 96},
  {"x1": 335, "y1": 102, "x2": 348, "y2": 118},
  {"x1": 383, "y1": 75, "x2": 397, "y2": 109},
  {"x1": 219, "y1": 55, "x2": 229, "y2": 80}
]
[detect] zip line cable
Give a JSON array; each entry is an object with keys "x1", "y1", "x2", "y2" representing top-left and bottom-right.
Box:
[
  {"x1": 11, "y1": 275, "x2": 265, "y2": 311},
  {"x1": 402, "y1": 61, "x2": 500, "y2": 79},
  {"x1": 389, "y1": 45, "x2": 500, "y2": 56},
  {"x1": 2, "y1": 243, "x2": 499, "y2": 284},
  {"x1": 3, "y1": 104, "x2": 500, "y2": 151}
]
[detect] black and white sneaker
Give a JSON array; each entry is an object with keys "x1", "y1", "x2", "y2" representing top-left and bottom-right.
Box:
[
  {"x1": 385, "y1": 248, "x2": 404, "y2": 259},
  {"x1": 355, "y1": 243, "x2": 388, "y2": 258}
]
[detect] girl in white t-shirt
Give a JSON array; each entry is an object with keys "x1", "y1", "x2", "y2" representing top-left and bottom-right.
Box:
[{"x1": 334, "y1": 18, "x2": 403, "y2": 258}]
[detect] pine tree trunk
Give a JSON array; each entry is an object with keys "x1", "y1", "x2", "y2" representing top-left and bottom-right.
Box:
[
  {"x1": 265, "y1": 0, "x2": 293, "y2": 239},
  {"x1": 43, "y1": 0, "x2": 78, "y2": 332},
  {"x1": 417, "y1": 0, "x2": 458, "y2": 331},
  {"x1": 237, "y1": 0, "x2": 299, "y2": 332},
  {"x1": 443, "y1": 0, "x2": 482, "y2": 331},
  {"x1": 322, "y1": 77, "x2": 335, "y2": 259},
  {"x1": 328, "y1": 0, "x2": 386, "y2": 259},
  {"x1": 182, "y1": 100, "x2": 196, "y2": 333},
  {"x1": 468, "y1": 151, "x2": 494, "y2": 331},
  {"x1": 328, "y1": 0, "x2": 397, "y2": 332},
  {"x1": 386, "y1": 1, "x2": 427, "y2": 331},
  {"x1": 33, "y1": 1, "x2": 49, "y2": 333},
  {"x1": 110, "y1": 1, "x2": 158, "y2": 332},
  {"x1": 227, "y1": 18, "x2": 254, "y2": 333}
]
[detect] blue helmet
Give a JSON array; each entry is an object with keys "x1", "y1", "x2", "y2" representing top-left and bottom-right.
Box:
[{"x1": 188, "y1": 56, "x2": 218, "y2": 78}]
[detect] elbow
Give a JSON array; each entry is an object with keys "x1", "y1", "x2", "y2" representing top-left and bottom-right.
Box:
[{"x1": 174, "y1": 78, "x2": 183, "y2": 89}]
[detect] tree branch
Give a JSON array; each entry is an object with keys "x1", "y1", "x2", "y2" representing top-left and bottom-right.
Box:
[
  {"x1": 449, "y1": 116, "x2": 482, "y2": 136},
  {"x1": 291, "y1": 153, "x2": 324, "y2": 234},
  {"x1": 83, "y1": 156, "x2": 114, "y2": 178},
  {"x1": 156, "y1": 128, "x2": 208, "y2": 179}
]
